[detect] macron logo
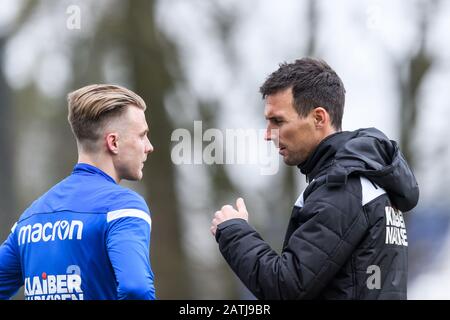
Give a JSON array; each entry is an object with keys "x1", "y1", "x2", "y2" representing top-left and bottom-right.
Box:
[{"x1": 18, "y1": 220, "x2": 83, "y2": 246}]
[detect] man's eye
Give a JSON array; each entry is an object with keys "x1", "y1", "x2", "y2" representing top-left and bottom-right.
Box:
[{"x1": 272, "y1": 119, "x2": 282, "y2": 124}]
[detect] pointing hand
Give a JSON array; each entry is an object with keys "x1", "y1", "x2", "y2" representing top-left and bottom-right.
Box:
[{"x1": 210, "y1": 198, "x2": 249, "y2": 236}]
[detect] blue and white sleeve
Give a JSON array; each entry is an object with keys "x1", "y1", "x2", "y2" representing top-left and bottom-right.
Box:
[
  {"x1": 106, "y1": 194, "x2": 155, "y2": 300},
  {"x1": 0, "y1": 224, "x2": 23, "y2": 299}
]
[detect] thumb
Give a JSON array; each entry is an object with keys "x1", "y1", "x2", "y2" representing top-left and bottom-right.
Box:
[{"x1": 236, "y1": 197, "x2": 247, "y2": 214}]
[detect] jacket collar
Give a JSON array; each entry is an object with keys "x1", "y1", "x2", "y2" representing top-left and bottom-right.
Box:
[
  {"x1": 298, "y1": 131, "x2": 354, "y2": 182},
  {"x1": 72, "y1": 163, "x2": 117, "y2": 184}
]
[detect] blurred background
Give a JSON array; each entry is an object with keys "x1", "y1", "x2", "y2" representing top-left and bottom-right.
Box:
[{"x1": 1, "y1": 0, "x2": 449, "y2": 299}]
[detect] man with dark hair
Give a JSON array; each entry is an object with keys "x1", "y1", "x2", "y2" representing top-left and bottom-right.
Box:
[{"x1": 211, "y1": 57, "x2": 419, "y2": 299}]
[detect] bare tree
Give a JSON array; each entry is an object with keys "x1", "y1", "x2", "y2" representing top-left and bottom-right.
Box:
[
  {"x1": 0, "y1": 37, "x2": 16, "y2": 240},
  {"x1": 0, "y1": 0, "x2": 39, "y2": 241},
  {"x1": 395, "y1": 0, "x2": 439, "y2": 169}
]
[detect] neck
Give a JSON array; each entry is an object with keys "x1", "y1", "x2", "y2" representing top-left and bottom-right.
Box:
[
  {"x1": 298, "y1": 130, "x2": 351, "y2": 181},
  {"x1": 78, "y1": 152, "x2": 120, "y2": 183},
  {"x1": 322, "y1": 126, "x2": 338, "y2": 140}
]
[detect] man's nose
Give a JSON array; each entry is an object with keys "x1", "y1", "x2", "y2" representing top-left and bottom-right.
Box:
[
  {"x1": 265, "y1": 126, "x2": 279, "y2": 141},
  {"x1": 146, "y1": 139, "x2": 154, "y2": 154}
]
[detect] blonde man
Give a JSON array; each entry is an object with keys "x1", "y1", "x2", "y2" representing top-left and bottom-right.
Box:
[{"x1": 0, "y1": 84, "x2": 155, "y2": 300}]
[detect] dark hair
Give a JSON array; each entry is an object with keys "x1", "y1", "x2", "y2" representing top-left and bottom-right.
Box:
[{"x1": 260, "y1": 57, "x2": 345, "y2": 131}]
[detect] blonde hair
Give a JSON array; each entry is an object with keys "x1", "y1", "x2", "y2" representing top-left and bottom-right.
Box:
[{"x1": 67, "y1": 84, "x2": 146, "y2": 151}]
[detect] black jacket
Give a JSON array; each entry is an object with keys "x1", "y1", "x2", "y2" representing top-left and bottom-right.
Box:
[{"x1": 215, "y1": 128, "x2": 419, "y2": 299}]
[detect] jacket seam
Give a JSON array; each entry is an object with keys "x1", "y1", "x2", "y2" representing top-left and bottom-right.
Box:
[
  {"x1": 300, "y1": 207, "x2": 365, "y2": 296},
  {"x1": 351, "y1": 254, "x2": 357, "y2": 299}
]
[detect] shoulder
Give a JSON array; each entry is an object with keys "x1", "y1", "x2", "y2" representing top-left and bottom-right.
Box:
[
  {"x1": 304, "y1": 175, "x2": 362, "y2": 205},
  {"x1": 300, "y1": 175, "x2": 368, "y2": 224},
  {"x1": 104, "y1": 187, "x2": 152, "y2": 229},
  {"x1": 303, "y1": 174, "x2": 388, "y2": 217},
  {"x1": 106, "y1": 186, "x2": 150, "y2": 214}
]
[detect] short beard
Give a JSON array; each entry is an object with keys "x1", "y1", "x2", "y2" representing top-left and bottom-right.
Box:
[{"x1": 283, "y1": 154, "x2": 305, "y2": 166}]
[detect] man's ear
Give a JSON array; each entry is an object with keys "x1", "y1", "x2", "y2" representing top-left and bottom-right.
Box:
[
  {"x1": 312, "y1": 107, "x2": 329, "y2": 129},
  {"x1": 105, "y1": 132, "x2": 119, "y2": 154}
]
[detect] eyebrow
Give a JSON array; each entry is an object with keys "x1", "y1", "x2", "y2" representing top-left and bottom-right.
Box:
[{"x1": 265, "y1": 115, "x2": 282, "y2": 120}]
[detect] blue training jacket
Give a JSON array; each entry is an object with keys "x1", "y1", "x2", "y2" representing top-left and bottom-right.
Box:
[{"x1": 0, "y1": 163, "x2": 155, "y2": 300}]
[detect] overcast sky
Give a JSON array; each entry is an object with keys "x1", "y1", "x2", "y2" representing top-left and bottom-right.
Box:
[{"x1": 157, "y1": 0, "x2": 450, "y2": 201}]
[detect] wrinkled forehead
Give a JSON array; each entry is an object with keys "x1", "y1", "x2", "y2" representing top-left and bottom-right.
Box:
[{"x1": 264, "y1": 89, "x2": 295, "y2": 118}]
